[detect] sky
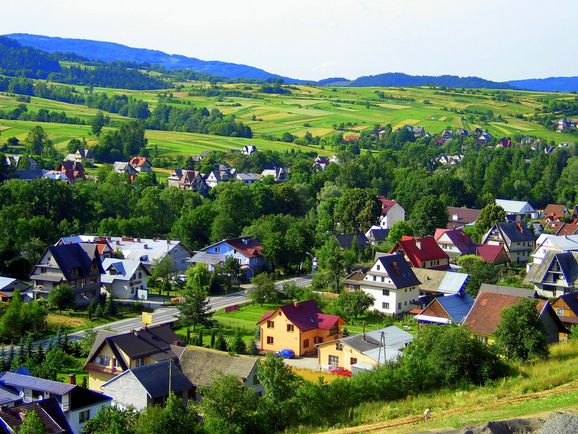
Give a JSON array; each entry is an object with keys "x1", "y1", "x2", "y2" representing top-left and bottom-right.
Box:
[{"x1": 3, "y1": 0, "x2": 578, "y2": 82}]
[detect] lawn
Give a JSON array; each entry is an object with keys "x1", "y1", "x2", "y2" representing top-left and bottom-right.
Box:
[{"x1": 46, "y1": 308, "x2": 141, "y2": 335}]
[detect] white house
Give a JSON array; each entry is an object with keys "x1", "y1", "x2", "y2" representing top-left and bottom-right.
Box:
[
  {"x1": 101, "y1": 259, "x2": 150, "y2": 300},
  {"x1": 377, "y1": 196, "x2": 405, "y2": 229},
  {"x1": 242, "y1": 145, "x2": 257, "y2": 155},
  {"x1": 346, "y1": 253, "x2": 421, "y2": 315},
  {"x1": 495, "y1": 199, "x2": 536, "y2": 218}
]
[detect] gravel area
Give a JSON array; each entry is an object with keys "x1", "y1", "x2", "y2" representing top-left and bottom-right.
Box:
[{"x1": 537, "y1": 413, "x2": 578, "y2": 434}]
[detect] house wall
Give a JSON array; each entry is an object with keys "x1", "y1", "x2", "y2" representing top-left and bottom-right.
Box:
[
  {"x1": 507, "y1": 241, "x2": 535, "y2": 264},
  {"x1": 260, "y1": 310, "x2": 301, "y2": 355},
  {"x1": 420, "y1": 300, "x2": 451, "y2": 322},
  {"x1": 102, "y1": 373, "x2": 149, "y2": 411},
  {"x1": 317, "y1": 341, "x2": 376, "y2": 371},
  {"x1": 379, "y1": 203, "x2": 405, "y2": 229},
  {"x1": 88, "y1": 371, "x2": 115, "y2": 393},
  {"x1": 87, "y1": 343, "x2": 126, "y2": 392},
  {"x1": 169, "y1": 244, "x2": 192, "y2": 272},
  {"x1": 360, "y1": 285, "x2": 419, "y2": 315},
  {"x1": 552, "y1": 299, "x2": 578, "y2": 319},
  {"x1": 68, "y1": 401, "x2": 110, "y2": 434},
  {"x1": 539, "y1": 311, "x2": 561, "y2": 344}
]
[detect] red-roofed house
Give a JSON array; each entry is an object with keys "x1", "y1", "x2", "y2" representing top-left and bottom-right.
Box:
[
  {"x1": 475, "y1": 244, "x2": 509, "y2": 265},
  {"x1": 377, "y1": 196, "x2": 405, "y2": 229},
  {"x1": 434, "y1": 228, "x2": 477, "y2": 258},
  {"x1": 463, "y1": 292, "x2": 567, "y2": 344},
  {"x1": 129, "y1": 157, "x2": 152, "y2": 173},
  {"x1": 543, "y1": 204, "x2": 570, "y2": 221},
  {"x1": 190, "y1": 237, "x2": 265, "y2": 278},
  {"x1": 390, "y1": 236, "x2": 450, "y2": 270},
  {"x1": 257, "y1": 300, "x2": 346, "y2": 356}
]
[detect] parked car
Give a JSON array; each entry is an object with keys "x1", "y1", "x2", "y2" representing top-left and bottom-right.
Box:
[
  {"x1": 275, "y1": 349, "x2": 295, "y2": 359},
  {"x1": 328, "y1": 366, "x2": 352, "y2": 377}
]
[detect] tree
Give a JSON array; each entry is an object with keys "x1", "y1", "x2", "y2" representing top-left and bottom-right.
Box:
[
  {"x1": 314, "y1": 237, "x2": 345, "y2": 292},
  {"x1": 457, "y1": 255, "x2": 499, "y2": 296},
  {"x1": 135, "y1": 392, "x2": 201, "y2": 434},
  {"x1": 411, "y1": 195, "x2": 448, "y2": 237},
  {"x1": 472, "y1": 203, "x2": 506, "y2": 242},
  {"x1": 150, "y1": 256, "x2": 176, "y2": 296},
  {"x1": 47, "y1": 284, "x2": 74, "y2": 314},
  {"x1": 335, "y1": 290, "x2": 374, "y2": 320},
  {"x1": 250, "y1": 273, "x2": 277, "y2": 306},
  {"x1": 333, "y1": 188, "x2": 381, "y2": 234},
  {"x1": 177, "y1": 264, "x2": 213, "y2": 330},
  {"x1": 24, "y1": 126, "x2": 49, "y2": 155},
  {"x1": 200, "y1": 374, "x2": 260, "y2": 434},
  {"x1": 387, "y1": 220, "x2": 414, "y2": 244},
  {"x1": 18, "y1": 410, "x2": 46, "y2": 434},
  {"x1": 228, "y1": 328, "x2": 246, "y2": 354},
  {"x1": 494, "y1": 298, "x2": 549, "y2": 361},
  {"x1": 82, "y1": 406, "x2": 139, "y2": 434}
]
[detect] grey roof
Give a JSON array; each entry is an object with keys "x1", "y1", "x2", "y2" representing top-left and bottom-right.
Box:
[
  {"x1": 101, "y1": 258, "x2": 148, "y2": 283},
  {"x1": 479, "y1": 284, "x2": 537, "y2": 298},
  {"x1": 189, "y1": 251, "x2": 228, "y2": 266},
  {"x1": 495, "y1": 199, "x2": 535, "y2": 214},
  {"x1": 496, "y1": 222, "x2": 536, "y2": 244},
  {"x1": 339, "y1": 326, "x2": 413, "y2": 363},
  {"x1": 104, "y1": 360, "x2": 192, "y2": 399},
  {"x1": 334, "y1": 234, "x2": 370, "y2": 250},
  {"x1": 366, "y1": 227, "x2": 389, "y2": 243},
  {"x1": 438, "y1": 272, "x2": 469, "y2": 294},
  {"x1": 178, "y1": 347, "x2": 259, "y2": 387},
  {"x1": 236, "y1": 172, "x2": 262, "y2": 181},
  {"x1": 0, "y1": 384, "x2": 22, "y2": 406},
  {"x1": 14, "y1": 169, "x2": 46, "y2": 180},
  {"x1": 526, "y1": 251, "x2": 578, "y2": 287},
  {"x1": 0, "y1": 372, "x2": 75, "y2": 396},
  {"x1": 0, "y1": 277, "x2": 29, "y2": 292}
]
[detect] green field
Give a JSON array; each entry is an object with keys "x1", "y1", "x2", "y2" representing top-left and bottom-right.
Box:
[{"x1": 1, "y1": 79, "x2": 577, "y2": 157}]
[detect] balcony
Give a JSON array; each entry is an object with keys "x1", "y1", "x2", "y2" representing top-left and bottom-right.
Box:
[{"x1": 86, "y1": 363, "x2": 123, "y2": 376}]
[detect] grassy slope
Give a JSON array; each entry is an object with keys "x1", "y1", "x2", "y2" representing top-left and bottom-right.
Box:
[{"x1": 1, "y1": 80, "x2": 576, "y2": 158}]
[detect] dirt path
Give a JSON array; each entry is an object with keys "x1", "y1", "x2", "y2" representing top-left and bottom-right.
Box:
[{"x1": 323, "y1": 380, "x2": 578, "y2": 434}]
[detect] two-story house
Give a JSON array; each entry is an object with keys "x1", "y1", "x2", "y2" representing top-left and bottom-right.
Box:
[
  {"x1": 85, "y1": 325, "x2": 183, "y2": 392},
  {"x1": 481, "y1": 222, "x2": 536, "y2": 264},
  {"x1": 354, "y1": 253, "x2": 421, "y2": 315},
  {"x1": 377, "y1": 196, "x2": 405, "y2": 229},
  {"x1": 30, "y1": 243, "x2": 104, "y2": 307},
  {"x1": 55, "y1": 161, "x2": 86, "y2": 182},
  {"x1": 390, "y1": 236, "x2": 450, "y2": 270},
  {"x1": 434, "y1": 228, "x2": 477, "y2": 258},
  {"x1": 112, "y1": 161, "x2": 138, "y2": 182},
  {"x1": 525, "y1": 251, "x2": 578, "y2": 298},
  {"x1": 257, "y1": 300, "x2": 345, "y2": 357},
  {"x1": 495, "y1": 199, "x2": 535, "y2": 220},
  {"x1": 261, "y1": 167, "x2": 287, "y2": 182},
  {"x1": 100, "y1": 259, "x2": 151, "y2": 300},
  {"x1": 167, "y1": 169, "x2": 209, "y2": 195},
  {"x1": 129, "y1": 156, "x2": 152, "y2": 173},
  {"x1": 316, "y1": 326, "x2": 413, "y2": 373},
  {"x1": 190, "y1": 237, "x2": 265, "y2": 278},
  {"x1": 0, "y1": 372, "x2": 111, "y2": 434}
]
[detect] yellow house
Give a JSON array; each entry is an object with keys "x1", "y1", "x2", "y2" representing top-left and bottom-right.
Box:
[
  {"x1": 316, "y1": 326, "x2": 413, "y2": 372},
  {"x1": 257, "y1": 300, "x2": 345, "y2": 357},
  {"x1": 84, "y1": 324, "x2": 183, "y2": 392}
]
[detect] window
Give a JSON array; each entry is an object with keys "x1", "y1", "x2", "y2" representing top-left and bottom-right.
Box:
[
  {"x1": 382, "y1": 289, "x2": 389, "y2": 296},
  {"x1": 381, "y1": 276, "x2": 384, "y2": 282},
  {"x1": 382, "y1": 302, "x2": 390, "y2": 310},
  {"x1": 398, "y1": 303, "x2": 401, "y2": 310},
  {"x1": 267, "y1": 320, "x2": 274, "y2": 329},
  {"x1": 79, "y1": 409, "x2": 90, "y2": 423},
  {"x1": 136, "y1": 358, "x2": 145, "y2": 367},
  {"x1": 215, "y1": 247, "x2": 220, "y2": 253},
  {"x1": 304, "y1": 339, "x2": 310, "y2": 348},
  {"x1": 287, "y1": 324, "x2": 294, "y2": 332},
  {"x1": 376, "y1": 264, "x2": 380, "y2": 270},
  {"x1": 328, "y1": 355, "x2": 339, "y2": 366},
  {"x1": 335, "y1": 342, "x2": 343, "y2": 351},
  {"x1": 350, "y1": 357, "x2": 358, "y2": 365},
  {"x1": 267, "y1": 336, "x2": 274, "y2": 344},
  {"x1": 96, "y1": 355, "x2": 110, "y2": 366},
  {"x1": 373, "y1": 275, "x2": 376, "y2": 281},
  {"x1": 557, "y1": 307, "x2": 564, "y2": 316},
  {"x1": 314, "y1": 336, "x2": 323, "y2": 344}
]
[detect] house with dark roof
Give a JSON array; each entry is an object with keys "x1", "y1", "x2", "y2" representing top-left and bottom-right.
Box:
[
  {"x1": 0, "y1": 372, "x2": 111, "y2": 434},
  {"x1": 313, "y1": 156, "x2": 331, "y2": 171},
  {"x1": 0, "y1": 398, "x2": 73, "y2": 434},
  {"x1": 190, "y1": 237, "x2": 265, "y2": 278},
  {"x1": 525, "y1": 250, "x2": 578, "y2": 298},
  {"x1": 101, "y1": 360, "x2": 193, "y2": 411},
  {"x1": 551, "y1": 293, "x2": 578, "y2": 329},
  {"x1": 481, "y1": 222, "x2": 536, "y2": 264},
  {"x1": 167, "y1": 169, "x2": 209, "y2": 195},
  {"x1": 355, "y1": 253, "x2": 421, "y2": 315},
  {"x1": 463, "y1": 292, "x2": 567, "y2": 344},
  {"x1": 261, "y1": 167, "x2": 287, "y2": 182},
  {"x1": 129, "y1": 156, "x2": 152, "y2": 173},
  {"x1": 316, "y1": 326, "x2": 413, "y2": 373},
  {"x1": 478, "y1": 284, "x2": 537, "y2": 298},
  {"x1": 434, "y1": 228, "x2": 477, "y2": 258},
  {"x1": 55, "y1": 161, "x2": 86, "y2": 182},
  {"x1": 30, "y1": 243, "x2": 103, "y2": 307},
  {"x1": 112, "y1": 161, "x2": 138, "y2": 182},
  {"x1": 84, "y1": 324, "x2": 183, "y2": 392},
  {"x1": 257, "y1": 300, "x2": 345, "y2": 356},
  {"x1": 333, "y1": 234, "x2": 371, "y2": 251},
  {"x1": 447, "y1": 206, "x2": 482, "y2": 228},
  {"x1": 101, "y1": 258, "x2": 151, "y2": 300},
  {"x1": 390, "y1": 236, "x2": 450, "y2": 270},
  {"x1": 177, "y1": 346, "x2": 261, "y2": 397},
  {"x1": 365, "y1": 225, "x2": 389, "y2": 246},
  {"x1": 377, "y1": 196, "x2": 405, "y2": 229},
  {"x1": 0, "y1": 277, "x2": 32, "y2": 303},
  {"x1": 415, "y1": 292, "x2": 474, "y2": 325},
  {"x1": 242, "y1": 145, "x2": 257, "y2": 155}
]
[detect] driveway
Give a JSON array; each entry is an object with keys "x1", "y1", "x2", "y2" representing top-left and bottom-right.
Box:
[{"x1": 283, "y1": 355, "x2": 320, "y2": 370}]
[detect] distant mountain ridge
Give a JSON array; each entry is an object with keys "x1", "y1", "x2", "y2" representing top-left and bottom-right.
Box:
[
  {"x1": 6, "y1": 33, "x2": 303, "y2": 83},
  {"x1": 349, "y1": 72, "x2": 509, "y2": 89},
  {"x1": 508, "y1": 77, "x2": 578, "y2": 92}
]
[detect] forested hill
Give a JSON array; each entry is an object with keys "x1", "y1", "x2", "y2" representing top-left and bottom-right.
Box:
[
  {"x1": 508, "y1": 77, "x2": 578, "y2": 92},
  {"x1": 6, "y1": 33, "x2": 301, "y2": 83},
  {"x1": 348, "y1": 72, "x2": 509, "y2": 89}
]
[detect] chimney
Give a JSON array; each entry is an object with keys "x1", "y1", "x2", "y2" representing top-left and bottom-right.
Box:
[
  {"x1": 293, "y1": 301, "x2": 299, "y2": 308},
  {"x1": 68, "y1": 373, "x2": 76, "y2": 385},
  {"x1": 18, "y1": 411, "x2": 26, "y2": 421},
  {"x1": 144, "y1": 244, "x2": 148, "y2": 250},
  {"x1": 416, "y1": 241, "x2": 422, "y2": 250}
]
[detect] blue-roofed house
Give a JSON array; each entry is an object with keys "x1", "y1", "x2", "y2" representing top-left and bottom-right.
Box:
[
  {"x1": 415, "y1": 293, "x2": 475, "y2": 325},
  {"x1": 101, "y1": 360, "x2": 194, "y2": 411},
  {"x1": 316, "y1": 325, "x2": 414, "y2": 374},
  {"x1": 101, "y1": 258, "x2": 151, "y2": 300}
]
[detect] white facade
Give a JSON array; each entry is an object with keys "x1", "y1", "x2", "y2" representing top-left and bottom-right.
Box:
[
  {"x1": 68, "y1": 400, "x2": 110, "y2": 434},
  {"x1": 379, "y1": 202, "x2": 405, "y2": 229}
]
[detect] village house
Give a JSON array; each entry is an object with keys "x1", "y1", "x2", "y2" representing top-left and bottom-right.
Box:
[
  {"x1": 0, "y1": 372, "x2": 111, "y2": 434},
  {"x1": 482, "y1": 222, "x2": 536, "y2": 264},
  {"x1": 333, "y1": 234, "x2": 371, "y2": 251},
  {"x1": 415, "y1": 292, "x2": 475, "y2": 325},
  {"x1": 30, "y1": 243, "x2": 103, "y2": 307},
  {"x1": 447, "y1": 206, "x2": 482, "y2": 229},
  {"x1": 0, "y1": 399, "x2": 73, "y2": 433},
  {"x1": 543, "y1": 204, "x2": 571, "y2": 222},
  {"x1": 377, "y1": 196, "x2": 405, "y2": 229},
  {"x1": 100, "y1": 258, "x2": 150, "y2": 300},
  {"x1": 65, "y1": 149, "x2": 95, "y2": 167},
  {"x1": 242, "y1": 145, "x2": 257, "y2": 155},
  {"x1": 351, "y1": 253, "x2": 421, "y2": 315},
  {"x1": 463, "y1": 291, "x2": 567, "y2": 344},
  {"x1": 495, "y1": 199, "x2": 536, "y2": 220},
  {"x1": 434, "y1": 228, "x2": 477, "y2": 258},
  {"x1": 531, "y1": 234, "x2": 578, "y2": 266},
  {"x1": 55, "y1": 161, "x2": 86, "y2": 182},
  {"x1": 257, "y1": 300, "x2": 345, "y2": 357},
  {"x1": 261, "y1": 167, "x2": 287, "y2": 182},
  {"x1": 129, "y1": 156, "x2": 152, "y2": 173},
  {"x1": 475, "y1": 244, "x2": 510, "y2": 265},
  {"x1": 551, "y1": 293, "x2": 578, "y2": 329},
  {"x1": 176, "y1": 346, "x2": 261, "y2": 397},
  {"x1": 0, "y1": 276, "x2": 32, "y2": 302},
  {"x1": 205, "y1": 165, "x2": 235, "y2": 188},
  {"x1": 85, "y1": 324, "x2": 183, "y2": 392},
  {"x1": 390, "y1": 236, "x2": 450, "y2": 270},
  {"x1": 112, "y1": 161, "x2": 138, "y2": 182},
  {"x1": 313, "y1": 156, "x2": 330, "y2": 171},
  {"x1": 412, "y1": 268, "x2": 469, "y2": 297},
  {"x1": 190, "y1": 237, "x2": 265, "y2": 279},
  {"x1": 100, "y1": 360, "x2": 193, "y2": 411},
  {"x1": 365, "y1": 225, "x2": 389, "y2": 246},
  {"x1": 235, "y1": 172, "x2": 262, "y2": 185},
  {"x1": 316, "y1": 326, "x2": 413, "y2": 374},
  {"x1": 525, "y1": 250, "x2": 578, "y2": 298},
  {"x1": 55, "y1": 236, "x2": 114, "y2": 262},
  {"x1": 167, "y1": 169, "x2": 209, "y2": 195}
]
